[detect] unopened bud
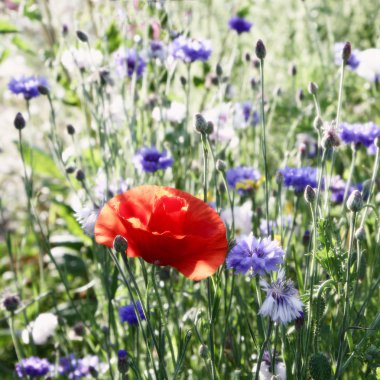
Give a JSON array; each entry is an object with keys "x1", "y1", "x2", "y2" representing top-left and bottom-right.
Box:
[
  {"x1": 66, "y1": 166, "x2": 76, "y2": 174},
  {"x1": 113, "y1": 235, "x2": 128, "y2": 253},
  {"x1": 67, "y1": 124, "x2": 75, "y2": 135},
  {"x1": 216, "y1": 159, "x2": 227, "y2": 172},
  {"x1": 3, "y1": 295, "x2": 20, "y2": 312},
  {"x1": 199, "y1": 344, "x2": 209, "y2": 359},
  {"x1": 304, "y1": 185, "x2": 316, "y2": 204},
  {"x1": 180, "y1": 76, "x2": 187, "y2": 87},
  {"x1": 117, "y1": 350, "x2": 129, "y2": 374},
  {"x1": 37, "y1": 85, "x2": 49, "y2": 96},
  {"x1": 76, "y1": 30, "x2": 88, "y2": 43},
  {"x1": 289, "y1": 64, "x2": 297, "y2": 76},
  {"x1": 216, "y1": 63, "x2": 223, "y2": 77},
  {"x1": 313, "y1": 116, "x2": 323, "y2": 131},
  {"x1": 75, "y1": 169, "x2": 85, "y2": 181},
  {"x1": 205, "y1": 121, "x2": 214, "y2": 135},
  {"x1": 255, "y1": 39, "x2": 266, "y2": 60},
  {"x1": 297, "y1": 89, "x2": 304, "y2": 102},
  {"x1": 375, "y1": 136, "x2": 380, "y2": 148},
  {"x1": 342, "y1": 41, "x2": 352, "y2": 63},
  {"x1": 14, "y1": 112, "x2": 26, "y2": 130},
  {"x1": 355, "y1": 227, "x2": 365, "y2": 241},
  {"x1": 346, "y1": 190, "x2": 363, "y2": 212},
  {"x1": 276, "y1": 171, "x2": 284, "y2": 185},
  {"x1": 195, "y1": 114, "x2": 208, "y2": 134},
  {"x1": 308, "y1": 82, "x2": 318, "y2": 95}
]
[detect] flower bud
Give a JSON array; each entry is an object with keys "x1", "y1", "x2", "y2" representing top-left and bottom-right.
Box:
[
  {"x1": 255, "y1": 39, "x2": 266, "y2": 60},
  {"x1": 14, "y1": 112, "x2": 26, "y2": 130},
  {"x1": 199, "y1": 344, "x2": 209, "y2": 359},
  {"x1": 297, "y1": 89, "x2": 304, "y2": 102},
  {"x1": 195, "y1": 114, "x2": 208, "y2": 134},
  {"x1": 289, "y1": 63, "x2": 297, "y2": 76},
  {"x1": 113, "y1": 235, "x2": 128, "y2": 253},
  {"x1": 3, "y1": 295, "x2": 20, "y2": 312},
  {"x1": 205, "y1": 121, "x2": 214, "y2": 135},
  {"x1": 342, "y1": 41, "x2": 352, "y2": 63},
  {"x1": 67, "y1": 124, "x2": 75, "y2": 135},
  {"x1": 73, "y1": 322, "x2": 85, "y2": 337},
  {"x1": 75, "y1": 169, "x2": 85, "y2": 181},
  {"x1": 355, "y1": 226, "x2": 365, "y2": 241},
  {"x1": 66, "y1": 166, "x2": 76, "y2": 174},
  {"x1": 308, "y1": 82, "x2": 318, "y2": 95},
  {"x1": 304, "y1": 185, "x2": 316, "y2": 204},
  {"x1": 180, "y1": 76, "x2": 187, "y2": 87},
  {"x1": 216, "y1": 159, "x2": 227, "y2": 172},
  {"x1": 62, "y1": 24, "x2": 69, "y2": 36},
  {"x1": 276, "y1": 171, "x2": 284, "y2": 185},
  {"x1": 117, "y1": 349, "x2": 129, "y2": 374},
  {"x1": 313, "y1": 116, "x2": 323, "y2": 131},
  {"x1": 76, "y1": 30, "x2": 88, "y2": 43},
  {"x1": 37, "y1": 85, "x2": 49, "y2": 96},
  {"x1": 375, "y1": 136, "x2": 380, "y2": 148},
  {"x1": 346, "y1": 190, "x2": 363, "y2": 212},
  {"x1": 216, "y1": 63, "x2": 223, "y2": 77}
]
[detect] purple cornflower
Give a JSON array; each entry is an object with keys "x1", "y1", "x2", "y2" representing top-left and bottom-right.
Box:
[
  {"x1": 330, "y1": 176, "x2": 363, "y2": 203},
  {"x1": 226, "y1": 166, "x2": 261, "y2": 195},
  {"x1": 115, "y1": 49, "x2": 146, "y2": 78},
  {"x1": 259, "y1": 269, "x2": 303, "y2": 324},
  {"x1": 171, "y1": 36, "x2": 212, "y2": 63},
  {"x1": 228, "y1": 16, "x2": 253, "y2": 34},
  {"x1": 279, "y1": 166, "x2": 319, "y2": 192},
  {"x1": 149, "y1": 40, "x2": 167, "y2": 60},
  {"x1": 8, "y1": 76, "x2": 48, "y2": 100},
  {"x1": 226, "y1": 234, "x2": 284, "y2": 276},
  {"x1": 340, "y1": 122, "x2": 380, "y2": 147},
  {"x1": 15, "y1": 357, "x2": 51, "y2": 378},
  {"x1": 119, "y1": 301, "x2": 146, "y2": 326},
  {"x1": 334, "y1": 42, "x2": 360, "y2": 70},
  {"x1": 59, "y1": 354, "x2": 104, "y2": 379},
  {"x1": 133, "y1": 147, "x2": 173, "y2": 173}
]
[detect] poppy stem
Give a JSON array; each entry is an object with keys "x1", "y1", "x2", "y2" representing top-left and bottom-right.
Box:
[{"x1": 108, "y1": 249, "x2": 161, "y2": 380}]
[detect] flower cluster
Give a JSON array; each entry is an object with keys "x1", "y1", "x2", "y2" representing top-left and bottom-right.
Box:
[
  {"x1": 59, "y1": 354, "x2": 105, "y2": 379},
  {"x1": 8, "y1": 76, "x2": 48, "y2": 100},
  {"x1": 133, "y1": 147, "x2": 173, "y2": 173},
  {"x1": 279, "y1": 166, "x2": 319, "y2": 192},
  {"x1": 171, "y1": 36, "x2": 212, "y2": 63},
  {"x1": 226, "y1": 166, "x2": 262, "y2": 194},
  {"x1": 227, "y1": 234, "x2": 284, "y2": 276}
]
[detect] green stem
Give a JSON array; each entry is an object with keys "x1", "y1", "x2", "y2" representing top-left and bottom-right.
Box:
[{"x1": 255, "y1": 320, "x2": 273, "y2": 380}]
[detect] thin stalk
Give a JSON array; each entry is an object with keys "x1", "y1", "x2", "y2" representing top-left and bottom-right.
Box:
[
  {"x1": 259, "y1": 58, "x2": 270, "y2": 235},
  {"x1": 255, "y1": 320, "x2": 273, "y2": 380}
]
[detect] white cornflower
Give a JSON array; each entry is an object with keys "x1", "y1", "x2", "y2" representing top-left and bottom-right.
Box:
[
  {"x1": 61, "y1": 48, "x2": 103, "y2": 73},
  {"x1": 221, "y1": 201, "x2": 253, "y2": 237},
  {"x1": 355, "y1": 48, "x2": 380, "y2": 82},
  {"x1": 152, "y1": 101, "x2": 186, "y2": 124},
  {"x1": 259, "y1": 270, "x2": 303, "y2": 324},
  {"x1": 75, "y1": 203, "x2": 101, "y2": 237}
]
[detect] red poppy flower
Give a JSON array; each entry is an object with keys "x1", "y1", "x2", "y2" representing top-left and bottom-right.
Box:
[{"x1": 95, "y1": 185, "x2": 228, "y2": 280}]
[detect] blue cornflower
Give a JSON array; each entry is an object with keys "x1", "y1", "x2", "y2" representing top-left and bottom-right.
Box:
[
  {"x1": 226, "y1": 166, "x2": 261, "y2": 195},
  {"x1": 133, "y1": 147, "x2": 173, "y2": 173},
  {"x1": 228, "y1": 16, "x2": 253, "y2": 34},
  {"x1": 149, "y1": 40, "x2": 167, "y2": 60},
  {"x1": 8, "y1": 76, "x2": 48, "y2": 100},
  {"x1": 340, "y1": 122, "x2": 380, "y2": 147},
  {"x1": 279, "y1": 166, "x2": 319, "y2": 192},
  {"x1": 334, "y1": 42, "x2": 360, "y2": 70},
  {"x1": 15, "y1": 357, "x2": 51, "y2": 378},
  {"x1": 115, "y1": 49, "x2": 146, "y2": 78},
  {"x1": 226, "y1": 234, "x2": 284, "y2": 276},
  {"x1": 171, "y1": 36, "x2": 212, "y2": 63},
  {"x1": 241, "y1": 101, "x2": 259, "y2": 125},
  {"x1": 119, "y1": 301, "x2": 146, "y2": 326},
  {"x1": 259, "y1": 269, "x2": 303, "y2": 324}
]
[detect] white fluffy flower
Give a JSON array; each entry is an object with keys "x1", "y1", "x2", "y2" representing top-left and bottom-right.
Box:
[
  {"x1": 75, "y1": 203, "x2": 101, "y2": 237},
  {"x1": 355, "y1": 49, "x2": 380, "y2": 82},
  {"x1": 152, "y1": 101, "x2": 186, "y2": 124},
  {"x1": 253, "y1": 361, "x2": 286, "y2": 379},
  {"x1": 61, "y1": 48, "x2": 103, "y2": 73},
  {"x1": 22, "y1": 313, "x2": 58, "y2": 345},
  {"x1": 221, "y1": 201, "x2": 253, "y2": 237}
]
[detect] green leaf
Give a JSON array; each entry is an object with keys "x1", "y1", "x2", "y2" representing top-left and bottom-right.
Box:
[
  {"x1": 21, "y1": 144, "x2": 65, "y2": 180},
  {"x1": 11, "y1": 35, "x2": 35, "y2": 55},
  {"x1": 105, "y1": 22, "x2": 122, "y2": 53},
  {"x1": 236, "y1": 7, "x2": 250, "y2": 18},
  {"x1": 0, "y1": 19, "x2": 18, "y2": 34}
]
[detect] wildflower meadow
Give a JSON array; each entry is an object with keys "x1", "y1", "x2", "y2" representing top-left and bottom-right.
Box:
[{"x1": 1, "y1": 1, "x2": 380, "y2": 379}]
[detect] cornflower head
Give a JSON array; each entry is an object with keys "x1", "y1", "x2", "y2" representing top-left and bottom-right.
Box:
[
  {"x1": 119, "y1": 301, "x2": 146, "y2": 326},
  {"x1": 228, "y1": 16, "x2": 253, "y2": 34},
  {"x1": 171, "y1": 35, "x2": 212, "y2": 63},
  {"x1": 8, "y1": 76, "x2": 48, "y2": 100},
  {"x1": 340, "y1": 122, "x2": 380, "y2": 147},
  {"x1": 133, "y1": 147, "x2": 173, "y2": 173},
  {"x1": 15, "y1": 357, "x2": 51, "y2": 378},
  {"x1": 279, "y1": 166, "x2": 319, "y2": 193},
  {"x1": 226, "y1": 166, "x2": 262, "y2": 195}
]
